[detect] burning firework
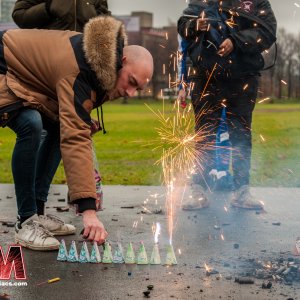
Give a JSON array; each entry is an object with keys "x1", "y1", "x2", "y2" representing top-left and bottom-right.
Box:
[{"x1": 145, "y1": 97, "x2": 215, "y2": 250}]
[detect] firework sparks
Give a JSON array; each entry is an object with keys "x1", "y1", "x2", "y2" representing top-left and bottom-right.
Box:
[
  {"x1": 258, "y1": 97, "x2": 270, "y2": 103},
  {"x1": 152, "y1": 222, "x2": 161, "y2": 244},
  {"x1": 281, "y1": 80, "x2": 287, "y2": 85},
  {"x1": 146, "y1": 90, "x2": 215, "y2": 246}
]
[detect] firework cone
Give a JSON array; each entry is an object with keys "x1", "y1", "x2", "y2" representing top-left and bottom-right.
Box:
[
  {"x1": 113, "y1": 243, "x2": 125, "y2": 264},
  {"x1": 78, "y1": 241, "x2": 90, "y2": 263},
  {"x1": 102, "y1": 242, "x2": 113, "y2": 263},
  {"x1": 67, "y1": 241, "x2": 79, "y2": 262},
  {"x1": 165, "y1": 244, "x2": 177, "y2": 265},
  {"x1": 90, "y1": 242, "x2": 101, "y2": 263},
  {"x1": 57, "y1": 239, "x2": 68, "y2": 262},
  {"x1": 150, "y1": 243, "x2": 161, "y2": 265},
  {"x1": 125, "y1": 242, "x2": 135, "y2": 264},
  {"x1": 137, "y1": 242, "x2": 148, "y2": 265}
]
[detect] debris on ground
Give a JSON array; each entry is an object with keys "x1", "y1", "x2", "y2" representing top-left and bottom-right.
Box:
[
  {"x1": 234, "y1": 277, "x2": 255, "y2": 284},
  {"x1": 0, "y1": 293, "x2": 10, "y2": 300},
  {"x1": 272, "y1": 222, "x2": 281, "y2": 226},
  {"x1": 56, "y1": 206, "x2": 69, "y2": 212}
]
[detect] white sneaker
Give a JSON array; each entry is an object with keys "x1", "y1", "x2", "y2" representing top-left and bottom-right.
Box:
[
  {"x1": 15, "y1": 215, "x2": 60, "y2": 251},
  {"x1": 38, "y1": 214, "x2": 76, "y2": 236},
  {"x1": 182, "y1": 184, "x2": 210, "y2": 211}
]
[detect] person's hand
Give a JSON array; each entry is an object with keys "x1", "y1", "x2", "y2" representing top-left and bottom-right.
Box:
[
  {"x1": 217, "y1": 38, "x2": 234, "y2": 57},
  {"x1": 196, "y1": 17, "x2": 209, "y2": 31},
  {"x1": 90, "y1": 119, "x2": 101, "y2": 136},
  {"x1": 82, "y1": 210, "x2": 108, "y2": 244},
  {"x1": 178, "y1": 89, "x2": 188, "y2": 109}
]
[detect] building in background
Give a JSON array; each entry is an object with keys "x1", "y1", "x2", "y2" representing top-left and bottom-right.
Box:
[{"x1": 116, "y1": 12, "x2": 178, "y2": 99}]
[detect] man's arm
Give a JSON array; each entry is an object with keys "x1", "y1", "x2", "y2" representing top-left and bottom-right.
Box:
[
  {"x1": 178, "y1": 2, "x2": 208, "y2": 40},
  {"x1": 95, "y1": 0, "x2": 111, "y2": 16},
  {"x1": 56, "y1": 75, "x2": 107, "y2": 243},
  {"x1": 12, "y1": 0, "x2": 51, "y2": 28}
]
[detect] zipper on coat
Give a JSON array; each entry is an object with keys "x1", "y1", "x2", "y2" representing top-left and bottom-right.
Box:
[{"x1": 74, "y1": 0, "x2": 77, "y2": 31}]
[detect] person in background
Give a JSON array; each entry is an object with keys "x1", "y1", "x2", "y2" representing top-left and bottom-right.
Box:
[
  {"x1": 12, "y1": 0, "x2": 111, "y2": 31},
  {"x1": 178, "y1": 0, "x2": 277, "y2": 210},
  {"x1": 177, "y1": 30, "x2": 233, "y2": 193}
]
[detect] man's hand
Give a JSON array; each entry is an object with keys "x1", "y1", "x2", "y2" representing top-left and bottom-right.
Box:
[
  {"x1": 82, "y1": 210, "x2": 108, "y2": 244},
  {"x1": 178, "y1": 89, "x2": 187, "y2": 109},
  {"x1": 90, "y1": 119, "x2": 101, "y2": 136},
  {"x1": 217, "y1": 38, "x2": 234, "y2": 57},
  {"x1": 196, "y1": 17, "x2": 209, "y2": 31}
]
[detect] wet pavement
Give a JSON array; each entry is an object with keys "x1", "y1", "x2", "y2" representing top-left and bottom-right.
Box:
[{"x1": 0, "y1": 184, "x2": 300, "y2": 300}]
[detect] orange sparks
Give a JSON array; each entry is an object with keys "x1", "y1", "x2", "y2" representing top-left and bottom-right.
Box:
[
  {"x1": 260, "y1": 134, "x2": 266, "y2": 142},
  {"x1": 258, "y1": 97, "x2": 270, "y2": 103},
  {"x1": 281, "y1": 80, "x2": 287, "y2": 85},
  {"x1": 204, "y1": 263, "x2": 210, "y2": 272},
  {"x1": 243, "y1": 84, "x2": 248, "y2": 90}
]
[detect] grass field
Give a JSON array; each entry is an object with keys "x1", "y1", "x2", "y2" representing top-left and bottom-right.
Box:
[{"x1": 0, "y1": 100, "x2": 299, "y2": 187}]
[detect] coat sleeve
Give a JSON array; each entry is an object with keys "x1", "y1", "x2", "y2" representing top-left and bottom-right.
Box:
[
  {"x1": 177, "y1": 3, "x2": 207, "y2": 40},
  {"x1": 229, "y1": 0, "x2": 277, "y2": 54},
  {"x1": 12, "y1": 0, "x2": 51, "y2": 28},
  {"x1": 56, "y1": 75, "x2": 97, "y2": 203},
  {"x1": 177, "y1": 34, "x2": 191, "y2": 90},
  {"x1": 95, "y1": 0, "x2": 111, "y2": 16}
]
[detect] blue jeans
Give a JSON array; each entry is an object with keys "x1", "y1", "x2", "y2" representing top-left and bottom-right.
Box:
[
  {"x1": 191, "y1": 75, "x2": 258, "y2": 190},
  {"x1": 7, "y1": 108, "x2": 61, "y2": 217}
]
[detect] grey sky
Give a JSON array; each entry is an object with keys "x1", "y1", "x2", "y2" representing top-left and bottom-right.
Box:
[{"x1": 109, "y1": 0, "x2": 300, "y2": 35}]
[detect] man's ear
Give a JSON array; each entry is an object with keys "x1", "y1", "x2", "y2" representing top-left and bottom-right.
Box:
[{"x1": 122, "y1": 56, "x2": 127, "y2": 63}]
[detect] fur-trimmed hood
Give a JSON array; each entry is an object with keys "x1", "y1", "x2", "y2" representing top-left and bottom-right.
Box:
[{"x1": 83, "y1": 16, "x2": 127, "y2": 91}]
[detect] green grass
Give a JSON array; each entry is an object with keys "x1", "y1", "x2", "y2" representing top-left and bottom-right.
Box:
[{"x1": 0, "y1": 100, "x2": 299, "y2": 187}]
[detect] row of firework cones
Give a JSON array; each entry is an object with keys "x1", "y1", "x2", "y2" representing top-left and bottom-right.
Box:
[{"x1": 57, "y1": 240, "x2": 177, "y2": 265}]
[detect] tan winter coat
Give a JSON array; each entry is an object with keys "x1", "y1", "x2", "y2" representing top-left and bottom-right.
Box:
[{"x1": 0, "y1": 16, "x2": 126, "y2": 202}]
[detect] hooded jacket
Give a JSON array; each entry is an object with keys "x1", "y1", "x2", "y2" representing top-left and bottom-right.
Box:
[
  {"x1": 178, "y1": 0, "x2": 277, "y2": 77},
  {"x1": 12, "y1": 0, "x2": 111, "y2": 32},
  {"x1": 0, "y1": 16, "x2": 126, "y2": 209}
]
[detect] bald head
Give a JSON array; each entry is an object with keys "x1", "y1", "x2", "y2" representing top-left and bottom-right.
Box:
[
  {"x1": 123, "y1": 45, "x2": 154, "y2": 81},
  {"x1": 109, "y1": 45, "x2": 154, "y2": 99}
]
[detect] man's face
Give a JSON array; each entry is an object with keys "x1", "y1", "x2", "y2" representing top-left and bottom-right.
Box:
[{"x1": 109, "y1": 57, "x2": 151, "y2": 100}]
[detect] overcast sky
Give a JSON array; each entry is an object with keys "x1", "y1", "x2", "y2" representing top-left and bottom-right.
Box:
[{"x1": 109, "y1": 0, "x2": 300, "y2": 35}]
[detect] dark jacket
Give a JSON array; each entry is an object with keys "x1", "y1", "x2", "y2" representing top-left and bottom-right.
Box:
[
  {"x1": 12, "y1": 0, "x2": 111, "y2": 32},
  {"x1": 0, "y1": 16, "x2": 126, "y2": 206},
  {"x1": 178, "y1": 0, "x2": 277, "y2": 77}
]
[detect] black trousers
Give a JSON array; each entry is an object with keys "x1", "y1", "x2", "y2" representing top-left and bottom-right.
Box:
[{"x1": 191, "y1": 75, "x2": 259, "y2": 190}]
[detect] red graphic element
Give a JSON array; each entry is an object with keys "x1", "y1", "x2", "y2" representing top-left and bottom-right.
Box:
[
  {"x1": 0, "y1": 245, "x2": 27, "y2": 280},
  {"x1": 239, "y1": 0, "x2": 254, "y2": 13}
]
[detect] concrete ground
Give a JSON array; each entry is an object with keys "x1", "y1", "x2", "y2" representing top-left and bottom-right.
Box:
[{"x1": 0, "y1": 184, "x2": 299, "y2": 300}]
